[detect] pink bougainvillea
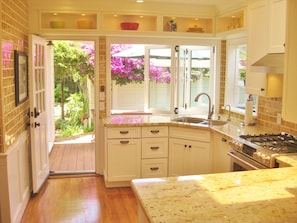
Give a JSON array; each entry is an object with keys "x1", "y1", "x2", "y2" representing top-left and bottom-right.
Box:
[{"x1": 111, "y1": 44, "x2": 171, "y2": 85}]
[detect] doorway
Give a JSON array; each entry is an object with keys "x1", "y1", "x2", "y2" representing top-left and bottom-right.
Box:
[{"x1": 48, "y1": 40, "x2": 96, "y2": 175}]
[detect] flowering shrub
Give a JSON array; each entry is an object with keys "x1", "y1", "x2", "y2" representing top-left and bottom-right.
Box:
[
  {"x1": 111, "y1": 56, "x2": 145, "y2": 86},
  {"x1": 149, "y1": 65, "x2": 171, "y2": 83},
  {"x1": 111, "y1": 44, "x2": 171, "y2": 85}
]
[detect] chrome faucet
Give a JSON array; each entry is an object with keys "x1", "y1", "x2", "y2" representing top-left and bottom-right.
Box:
[
  {"x1": 194, "y1": 93, "x2": 214, "y2": 120},
  {"x1": 224, "y1": 104, "x2": 231, "y2": 121}
]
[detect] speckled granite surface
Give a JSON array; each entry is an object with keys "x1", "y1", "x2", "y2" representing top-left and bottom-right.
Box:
[{"x1": 132, "y1": 162, "x2": 297, "y2": 223}]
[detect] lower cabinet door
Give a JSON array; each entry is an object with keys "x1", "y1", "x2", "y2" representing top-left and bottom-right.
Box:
[
  {"x1": 169, "y1": 138, "x2": 211, "y2": 176},
  {"x1": 141, "y1": 158, "x2": 168, "y2": 178},
  {"x1": 107, "y1": 138, "x2": 141, "y2": 182}
]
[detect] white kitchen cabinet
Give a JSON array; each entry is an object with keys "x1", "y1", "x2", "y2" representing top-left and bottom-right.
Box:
[
  {"x1": 212, "y1": 131, "x2": 232, "y2": 173},
  {"x1": 141, "y1": 126, "x2": 168, "y2": 178},
  {"x1": 169, "y1": 138, "x2": 211, "y2": 176},
  {"x1": 168, "y1": 127, "x2": 211, "y2": 176},
  {"x1": 268, "y1": 0, "x2": 286, "y2": 53},
  {"x1": 105, "y1": 127, "x2": 141, "y2": 187},
  {"x1": 246, "y1": 0, "x2": 285, "y2": 97},
  {"x1": 247, "y1": 0, "x2": 286, "y2": 64},
  {"x1": 246, "y1": 72, "x2": 283, "y2": 97},
  {"x1": 247, "y1": 0, "x2": 269, "y2": 66},
  {"x1": 282, "y1": 0, "x2": 297, "y2": 123}
]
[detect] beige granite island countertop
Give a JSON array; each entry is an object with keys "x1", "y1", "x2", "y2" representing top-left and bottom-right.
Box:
[{"x1": 131, "y1": 166, "x2": 297, "y2": 223}]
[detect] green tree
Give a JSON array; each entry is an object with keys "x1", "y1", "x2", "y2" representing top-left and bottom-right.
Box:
[{"x1": 54, "y1": 41, "x2": 94, "y2": 120}]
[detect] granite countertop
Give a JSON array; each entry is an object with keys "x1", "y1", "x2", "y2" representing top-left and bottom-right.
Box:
[
  {"x1": 132, "y1": 160, "x2": 297, "y2": 223},
  {"x1": 103, "y1": 114, "x2": 270, "y2": 138}
]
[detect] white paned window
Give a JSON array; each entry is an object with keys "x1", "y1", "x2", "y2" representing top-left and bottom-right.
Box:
[{"x1": 225, "y1": 38, "x2": 257, "y2": 115}]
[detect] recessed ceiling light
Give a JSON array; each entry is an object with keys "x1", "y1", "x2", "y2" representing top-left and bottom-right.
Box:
[{"x1": 136, "y1": 0, "x2": 144, "y2": 3}]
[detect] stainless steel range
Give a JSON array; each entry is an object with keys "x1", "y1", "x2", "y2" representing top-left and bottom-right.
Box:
[{"x1": 228, "y1": 132, "x2": 297, "y2": 171}]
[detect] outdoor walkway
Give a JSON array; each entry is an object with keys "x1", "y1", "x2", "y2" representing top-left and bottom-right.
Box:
[{"x1": 49, "y1": 134, "x2": 95, "y2": 174}]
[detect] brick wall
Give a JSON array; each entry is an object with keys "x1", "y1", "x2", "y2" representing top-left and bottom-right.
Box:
[{"x1": 0, "y1": 0, "x2": 29, "y2": 153}]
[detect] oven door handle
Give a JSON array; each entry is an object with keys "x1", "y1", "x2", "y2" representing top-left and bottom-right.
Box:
[{"x1": 227, "y1": 151, "x2": 260, "y2": 170}]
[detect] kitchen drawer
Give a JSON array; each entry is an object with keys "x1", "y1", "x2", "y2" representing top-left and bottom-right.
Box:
[
  {"x1": 142, "y1": 126, "x2": 168, "y2": 138},
  {"x1": 169, "y1": 126, "x2": 210, "y2": 142},
  {"x1": 141, "y1": 158, "x2": 168, "y2": 178},
  {"x1": 142, "y1": 138, "x2": 168, "y2": 158},
  {"x1": 107, "y1": 127, "x2": 141, "y2": 139}
]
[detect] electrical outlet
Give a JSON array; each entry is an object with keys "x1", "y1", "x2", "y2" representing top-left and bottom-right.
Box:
[{"x1": 276, "y1": 113, "x2": 281, "y2": 125}]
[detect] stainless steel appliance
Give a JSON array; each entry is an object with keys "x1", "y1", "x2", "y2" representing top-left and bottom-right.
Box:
[{"x1": 228, "y1": 133, "x2": 297, "y2": 171}]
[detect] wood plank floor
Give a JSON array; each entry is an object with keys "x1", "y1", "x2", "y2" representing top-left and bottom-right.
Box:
[
  {"x1": 50, "y1": 141, "x2": 95, "y2": 173},
  {"x1": 20, "y1": 176, "x2": 138, "y2": 223}
]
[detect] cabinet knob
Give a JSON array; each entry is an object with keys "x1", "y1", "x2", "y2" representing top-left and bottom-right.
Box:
[
  {"x1": 189, "y1": 145, "x2": 192, "y2": 148},
  {"x1": 120, "y1": 131, "x2": 129, "y2": 134},
  {"x1": 151, "y1": 130, "x2": 160, "y2": 134},
  {"x1": 260, "y1": 88, "x2": 265, "y2": 91}
]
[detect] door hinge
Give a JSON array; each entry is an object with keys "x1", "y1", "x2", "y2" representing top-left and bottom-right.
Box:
[{"x1": 175, "y1": 45, "x2": 179, "y2": 52}]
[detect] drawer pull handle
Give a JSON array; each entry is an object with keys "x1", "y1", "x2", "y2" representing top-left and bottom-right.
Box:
[
  {"x1": 150, "y1": 146, "x2": 159, "y2": 150},
  {"x1": 150, "y1": 167, "x2": 159, "y2": 171},
  {"x1": 151, "y1": 130, "x2": 160, "y2": 134},
  {"x1": 120, "y1": 131, "x2": 129, "y2": 134},
  {"x1": 120, "y1": 140, "x2": 129, "y2": 144}
]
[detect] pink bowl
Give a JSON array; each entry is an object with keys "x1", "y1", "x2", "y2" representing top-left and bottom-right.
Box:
[{"x1": 120, "y1": 22, "x2": 139, "y2": 30}]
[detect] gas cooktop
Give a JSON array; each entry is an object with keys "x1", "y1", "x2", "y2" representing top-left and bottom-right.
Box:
[{"x1": 239, "y1": 132, "x2": 297, "y2": 154}]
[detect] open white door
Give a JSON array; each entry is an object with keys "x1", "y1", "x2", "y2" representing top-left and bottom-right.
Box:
[{"x1": 29, "y1": 34, "x2": 49, "y2": 193}]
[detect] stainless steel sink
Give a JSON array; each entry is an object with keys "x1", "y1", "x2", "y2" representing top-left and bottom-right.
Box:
[
  {"x1": 171, "y1": 116, "x2": 227, "y2": 126},
  {"x1": 171, "y1": 117, "x2": 205, "y2": 123}
]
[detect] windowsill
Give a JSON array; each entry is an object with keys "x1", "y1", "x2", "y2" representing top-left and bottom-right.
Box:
[
  {"x1": 111, "y1": 110, "x2": 152, "y2": 115},
  {"x1": 223, "y1": 106, "x2": 258, "y2": 117}
]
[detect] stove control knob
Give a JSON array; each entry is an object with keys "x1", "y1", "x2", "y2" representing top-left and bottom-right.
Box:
[
  {"x1": 263, "y1": 156, "x2": 271, "y2": 166},
  {"x1": 253, "y1": 152, "x2": 262, "y2": 161}
]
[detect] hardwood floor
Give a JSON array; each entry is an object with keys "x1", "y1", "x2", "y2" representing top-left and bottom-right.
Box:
[
  {"x1": 50, "y1": 140, "x2": 95, "y2": 173},
  {"x1": 20, "y1": 175, "x2": 138, "y2": 223}
]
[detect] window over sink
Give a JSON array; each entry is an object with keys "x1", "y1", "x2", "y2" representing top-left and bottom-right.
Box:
[{"x1": 107, "y1": 37, "x2": 220, "y2": 116}]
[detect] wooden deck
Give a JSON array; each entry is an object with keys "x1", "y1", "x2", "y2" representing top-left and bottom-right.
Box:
[{"x1": 49, "y1": 140, "x2": 95, "y2": 174}]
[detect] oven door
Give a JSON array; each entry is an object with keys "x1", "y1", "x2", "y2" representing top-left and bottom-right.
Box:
[{"x1": 227, "y1": 149, "x2": 268, "y2": 171}]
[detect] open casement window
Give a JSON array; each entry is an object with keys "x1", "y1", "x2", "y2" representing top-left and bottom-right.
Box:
[
  {"x1": 176, "y1": 46, "x2": 215, "y2": 114},
  {"x1": 225, "y1": 39, "x2": 257, "y2": 114},
  {"x1": 110, "y1": 43, "x2": 216, "y2": 115},
  {"x1": 144, "y1": 46, "x2": 175, "y2": 113},
  {"x1": 110, "y1": 44, "x2": 174, "y2": 114}
]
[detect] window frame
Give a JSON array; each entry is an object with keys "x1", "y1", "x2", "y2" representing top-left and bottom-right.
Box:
[
  {"x1": 106, "y1": 36, "x2": 221, "y2": 116},
  {"x1": 224, "y1": 37, "x2": 258, "y2": 116}
]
